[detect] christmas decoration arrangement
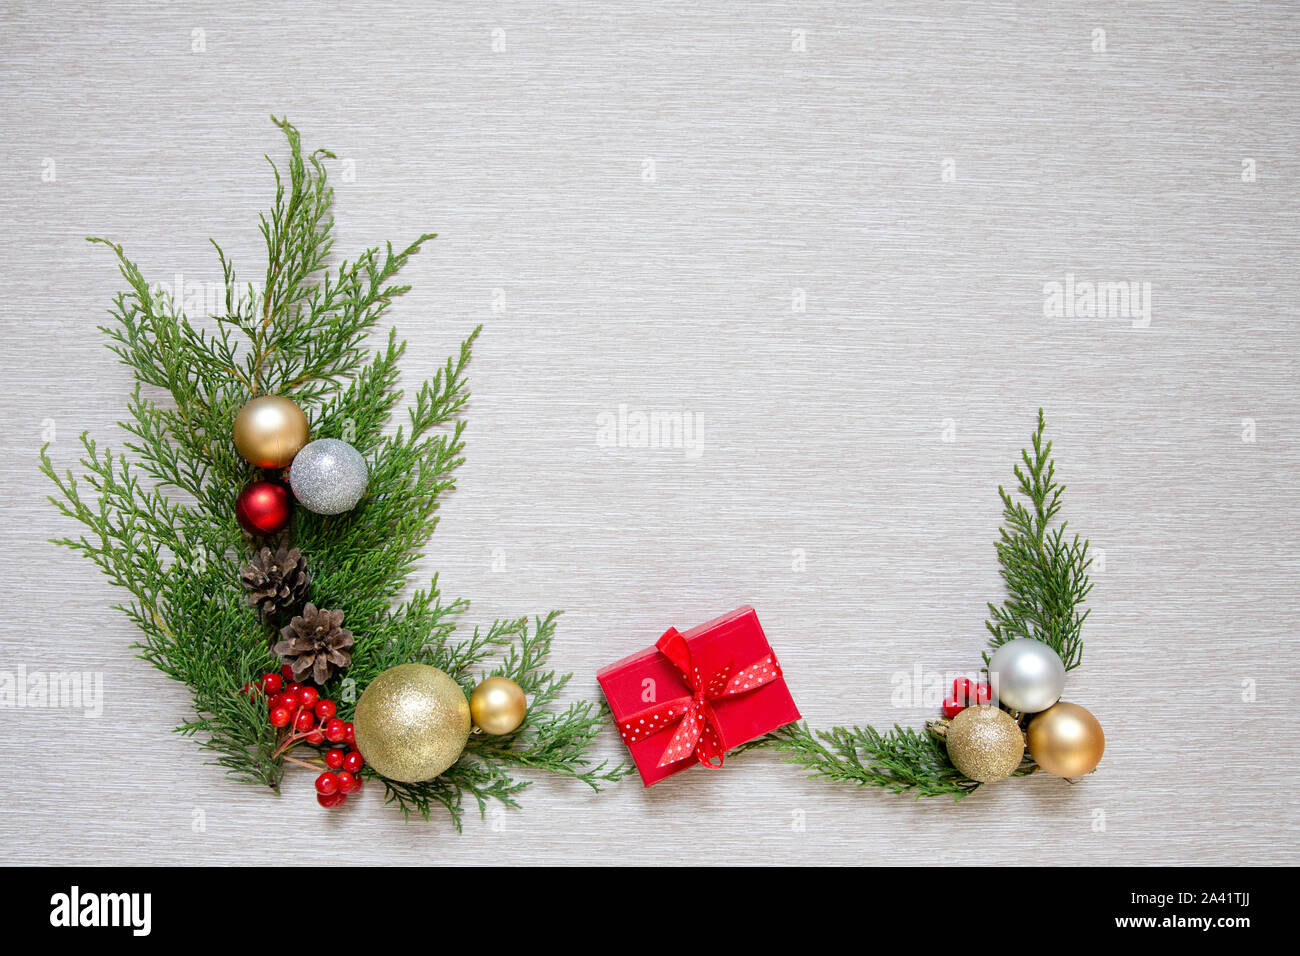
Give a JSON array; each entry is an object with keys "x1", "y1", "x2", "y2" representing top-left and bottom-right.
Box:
[
  {"x1": 749, "y1": 411, "x2": 1104, "y2": 798},
  {"x1": 41, "y1": 118, "x2": 628, "y2": 825},
  {"x1": 599, "y1": 606, "x2": 801, "y2": 786}
]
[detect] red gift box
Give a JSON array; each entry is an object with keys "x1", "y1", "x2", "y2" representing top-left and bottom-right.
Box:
[{"x1": 597, "y1": 606, "x2": 801, "y2": 787}]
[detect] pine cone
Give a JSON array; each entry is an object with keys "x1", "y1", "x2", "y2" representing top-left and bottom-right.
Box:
[
  {"x1": 240, "y1": 547, "x2": 311, "y2": 617},
  {"x1": 273, "y1": 603, "x2": 354, "y2": 685}
]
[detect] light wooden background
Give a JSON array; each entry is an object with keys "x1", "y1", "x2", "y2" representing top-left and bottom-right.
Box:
[{"x1": 2, "y1": 2, "x2": 1297, "y2": 866}]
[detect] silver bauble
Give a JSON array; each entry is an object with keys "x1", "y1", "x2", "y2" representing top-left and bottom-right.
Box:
[
  {"x1": 288, "y1": 438, "x2": 368, "y2": 514},
  {"x1": 987, "y1": 638, "x2": 1065, "y2": 713}
]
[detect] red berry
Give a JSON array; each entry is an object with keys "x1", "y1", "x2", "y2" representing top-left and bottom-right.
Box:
[
  {"x1": 267, "y1": 693, "x2": 289, "y2": 711},
  {"x1": 260, "y1": 673, "x2": 283, "y2": 695},
  {"x1": 974, "y1": 682, "x2": 992, "y2": 705},
  {"x1": 315, "y1": 772, "x2": 339, "y2": 795},
  {"x1": 317, "y1": 791, "x2": 346, "y2": 808},
  {"x1": 314, "y1": 699, "x2": 337, "y2": 721},
  {"x1": 281, "y1": 664, "x2": 294, "y2": 682},
  {"x1": 294, "y1": 710, "x2": 316, "y2": 732},
  {"x1": 324, "y1": 718, "x2": 346, "y2": 742},
  {"x1": 342, "y1": 751, "x2": 364, "y2": 774},
  {"x1": 335, "y1": 771, "x2": 357, "y2": 794},
  {"x1": 325, "y1": 748, "x2": 346, "y2": 769},
  {"x1": 269, "y1": 706, "x2": 292, "y2": 728},
  {"x1": 942, "y1": 696, "x2": 965, "y2": 719},
  {"x1": 952, "y1": 678, "x2": 974, "y2": 705},
  {"x1": 298, "y1": 686, "x2": 320, "y2": 709},
  {"x1": 305, "y1": 730, "x2": 325, "y2": 745},
  {"x1": 343, "y1": 722, "x2": 356, "y2": 746}
]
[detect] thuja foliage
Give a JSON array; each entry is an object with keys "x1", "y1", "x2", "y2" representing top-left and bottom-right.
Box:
[
  {"x1": 751, "y1": 411, "x2": 1092, "y2": 798},
  {"x1": 40, "y1": 117, "x2": 628, "y2": 826},
  {"x1": 984, "y1": 409, "x2": 1092, "y2": 671},
  {"x1": 739, "y1": 724, "x2": 980, "y2": 799}
]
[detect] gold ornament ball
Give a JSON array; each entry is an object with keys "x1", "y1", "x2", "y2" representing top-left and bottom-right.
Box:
[
  {"x1": 945, "y1": 705, "x2": 1025, "y2": 783},
  {"x1": 470, "y1": 676, "x2": 527, "y2": 735},
  {"x1": 352, "y1": 664, "x2": 470, "y2": 783},
  {"x1": 233, "y1": 395, "x2": 310, "y2": 469},
  {"x1": 1027, "y1": 701, "x2": 1105, "y2": 778}
]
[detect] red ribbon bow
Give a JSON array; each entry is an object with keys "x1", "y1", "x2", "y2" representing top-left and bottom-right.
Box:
[{"x1": 617, "y1": 627, "x2": 784, "y2": 769}]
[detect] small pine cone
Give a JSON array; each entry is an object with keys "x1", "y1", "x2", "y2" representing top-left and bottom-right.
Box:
[
  {"x1": 240, "y1": 547, "x2": 311, "y2": 617},
  {"x1": 273, "y1": 603, "x2": 354, "y2": 685}
]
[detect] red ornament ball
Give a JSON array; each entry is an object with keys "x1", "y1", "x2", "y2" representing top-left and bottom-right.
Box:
[
  {"x1": 235, "y1": 481, "x2": 291, "y2": 536},
  {"x1": 942, "y1": 696, "x2": 966, "y2": 719}
]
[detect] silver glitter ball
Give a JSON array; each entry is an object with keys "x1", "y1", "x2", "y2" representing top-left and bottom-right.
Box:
[
  {"x1": 987, "y1": 638, "x2": 1066, "y2": 714},
  {"x1": 289, "y1": 438, "x2": 368, "y2": 515}
]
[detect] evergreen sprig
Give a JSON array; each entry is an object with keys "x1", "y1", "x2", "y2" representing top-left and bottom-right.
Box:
[
  {"x1": 40, "y1": 117, "x2": 629, "y2": 823},
  {"x1": 744, "y1": 722, "x2": 979, "y2": 799},
  {"x1": 984, "y1": 408, "x2": 1092, "y2": 670},
  {"x1": 749, "y1": 411, "x2": 1092, "y2": 798}
]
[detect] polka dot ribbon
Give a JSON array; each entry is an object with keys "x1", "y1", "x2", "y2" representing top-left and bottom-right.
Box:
[{"x1": 617, "y1": 627, "x2": 784, "y2": 770}]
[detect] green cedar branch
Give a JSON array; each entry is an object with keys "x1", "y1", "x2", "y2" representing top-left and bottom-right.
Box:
[
  {"x1": 742, "y1": 722, "x2": 979, "y2": 799},
  {"x1": 41, "y1": 116, "x2": 629, "y2": 823},
  {"x1": 743, "y1": 412, "x2": 1091, "y2": 797},
  {"x1": 382, "y1": 612, "x2": 628, "y2": 830},
  {"x1": 984, "y1": 408, "x2": 1093, "y2": 670}
]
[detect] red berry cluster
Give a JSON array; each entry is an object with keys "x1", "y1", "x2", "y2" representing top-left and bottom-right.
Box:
[
  {"x1": 942, "y1": 677, "x2": 991, "y2": 719},
  {"x1": 242, "y1": 667, "x2": 365, "y2": 809}
]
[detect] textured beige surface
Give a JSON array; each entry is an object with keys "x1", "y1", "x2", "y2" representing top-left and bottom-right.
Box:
[{"x1": 1, "y1": 2, "x2": 1297, "y2": 865}]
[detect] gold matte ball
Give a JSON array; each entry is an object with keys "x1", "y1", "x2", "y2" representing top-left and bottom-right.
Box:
[
  {"x1": 352, "y1": 664, "x2": 470, "y2": 783},
  {"x1": 233, "y1": 395, "x2": 310, "y2": 469},
  {"x1": 1027, "y1": 701, "x2": 1105, "y2": 778},
  {"x1": 469, "y1": 676, "x2": 527, "y2": 735},
  {"x1": 945, "y1": 705, "x2": 1025, "y2": 783}
]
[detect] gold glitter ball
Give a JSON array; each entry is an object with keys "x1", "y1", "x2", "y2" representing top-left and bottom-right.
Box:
[
  {"x1": 945, "y1": 705, "x2": 1025, "y2": 783},
  {"x1": 352, "y1": 663, "x2": 470, "y2": 783}
]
